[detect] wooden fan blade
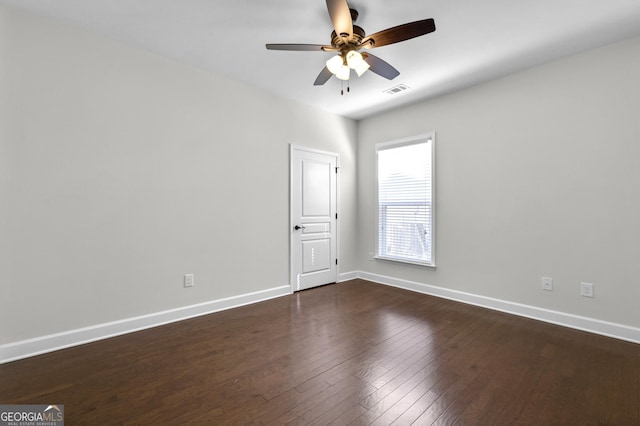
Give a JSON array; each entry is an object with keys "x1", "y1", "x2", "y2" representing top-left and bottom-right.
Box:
[
  {"x1": 361, "y1": 18, "x2": 436, "y2": 49},
  {"x1": 326, "y1": 0, "x2": 352, "y2": 39},
  {"x1": 266, "y1": 44, "x2": 334, "y2": 51},
  {"x1": 314, "y1": 66, "x2": 334, "y2": 86},
  {"x1": 363, "y1": 53, "x2": 400, "y2": 80}
]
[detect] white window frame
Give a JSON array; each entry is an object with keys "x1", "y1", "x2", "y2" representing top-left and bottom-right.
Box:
[{"x1": 375, "y1": 133, "x2": 436, "y2": 268}]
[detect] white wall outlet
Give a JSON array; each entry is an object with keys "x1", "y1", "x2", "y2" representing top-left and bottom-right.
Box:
[
  {"x1": 542, "y1": 277, "x2": 553, "y2": 291},
  {"x1": 184, "y1": 273, "x2": 194, "y2": 288},
  {"x1": 369, "y1": 252, "x2": 375, "y2": 261},
  {"x1": 580, "y1": 282, "x2": 594, "y2": 298}
]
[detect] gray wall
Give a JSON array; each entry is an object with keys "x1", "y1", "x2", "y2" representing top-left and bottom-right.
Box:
[
  {"x1": 357, "y1": 36, "x2": 640, "y2": 328},
  {"x1": 0, "y1": 5, "x2": 358, "y2": 344},
  {"x1": 3, "y1": 3, "x2": 639, "y2": 347}
]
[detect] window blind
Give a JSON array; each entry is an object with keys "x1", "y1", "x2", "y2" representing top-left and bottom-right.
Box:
[{"x1": 377, "y1": 137, "x2": 434, "y2": 266}]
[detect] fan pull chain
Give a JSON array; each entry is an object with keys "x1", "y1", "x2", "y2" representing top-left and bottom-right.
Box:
[{"x1": 340, "y1": 80, "x2": 351, "y2": 96}]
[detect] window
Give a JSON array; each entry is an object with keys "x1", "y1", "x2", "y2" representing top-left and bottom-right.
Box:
[{"x1": 376, "y1": 134, "x2": 435, "y2": 267}]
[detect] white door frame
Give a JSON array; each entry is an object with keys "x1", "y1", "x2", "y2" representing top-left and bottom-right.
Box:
[{"x1": 289, "y1": 144, "x2": 339, "y2": 292}]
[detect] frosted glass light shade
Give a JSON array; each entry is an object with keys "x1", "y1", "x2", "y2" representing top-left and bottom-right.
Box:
[
  {"x1": 326, "y1": 55, "x2": 344, "y2": 74},
  {"x1": 354, "y1": 60, "x2": 370, "y2": 76},
  {"x1": 346, "y1": 50, "x2": 369, "y2": 76},
  {"x1": 335, "y1": 65, "x2": 350, "y2": 80},
  {"x1": 346, "y1": 50, "x2": 363, "y2": 68}
]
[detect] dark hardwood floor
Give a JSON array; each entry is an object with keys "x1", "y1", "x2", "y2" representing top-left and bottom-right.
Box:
[{"x1": 1, "y1": 279, "x2": 639, "y2": 425}]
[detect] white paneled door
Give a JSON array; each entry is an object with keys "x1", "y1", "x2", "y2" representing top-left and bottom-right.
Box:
[{"x1": 290, "y1": 146, "x2": 338, "y2": 291}]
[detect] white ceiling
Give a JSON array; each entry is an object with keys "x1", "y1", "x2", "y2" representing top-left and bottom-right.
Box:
[{"x1": 3, "y1": 0, "x2": 640, "y2": 120}]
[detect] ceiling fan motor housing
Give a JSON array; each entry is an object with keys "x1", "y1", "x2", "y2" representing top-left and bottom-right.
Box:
[{"x1": 331, "y1": 25, "x2": 366, "y2": 50}]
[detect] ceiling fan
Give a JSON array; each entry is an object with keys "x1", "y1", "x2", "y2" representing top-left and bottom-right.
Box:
[{"x1": 266, "y1": 0, "x2": 436, "y2": 88}]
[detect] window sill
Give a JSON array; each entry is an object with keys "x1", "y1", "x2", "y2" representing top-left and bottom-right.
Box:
[{"x1": 374, "y1": 256, "x2": 437, "y2": 270}]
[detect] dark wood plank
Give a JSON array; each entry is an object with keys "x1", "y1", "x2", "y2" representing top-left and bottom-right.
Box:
[{"x1": 1, "y1": 279, "x2": 638, "y2": 425}]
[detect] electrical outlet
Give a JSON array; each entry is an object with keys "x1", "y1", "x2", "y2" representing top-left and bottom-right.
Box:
[
  {"x1": 580, "y1": 282, "x2": 594, "y2": 298},
  {"x1": 184, "y1": 274, "x2": 194, "y2": 288},
  {"x1": 369, "y1": 252, "x2": 375, "y2": 261},
  {"x1": 542, "y1": 277, "x2": 553, "y2": 291}
]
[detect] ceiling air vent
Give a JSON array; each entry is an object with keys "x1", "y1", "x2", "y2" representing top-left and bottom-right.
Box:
[{"x1": 383, "y1": 84, "x2": 410, "y2": 95}]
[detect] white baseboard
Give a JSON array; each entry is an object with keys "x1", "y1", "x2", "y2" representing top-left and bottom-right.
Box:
[
  {"x1": 358, "y1": 271, "x2": 640, "y2": 345},
  {"x1": 0, "y1": 285, "x2": 291, "y2": 364},
  {"x1": 337, "y1": 271, "x2": 359, "y2": 282},
  {"x1": 5, "y1": 273, "x2": 637, "y2": 364}
]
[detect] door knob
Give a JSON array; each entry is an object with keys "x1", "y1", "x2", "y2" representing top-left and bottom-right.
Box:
[{"x1": 294, "y1": 225, "x2": 306, "y2": 230}]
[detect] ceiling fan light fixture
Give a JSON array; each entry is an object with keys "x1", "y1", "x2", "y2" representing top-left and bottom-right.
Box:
[
  {"x1": 346, "y1": 50, "x2": 369, "y2": 76},
  {"x1": 335, "y1": 65, "x2": 351, "y2": 80},
  {"x1": 346, "y1": 50, "x2": 363, "y2": 68},
  {"x1": 326, "y1": 54, "x2": 351, "y2": 80},
  {"x1": 326, "y1": 55, "x2": 344, "y2": 74},
  {"x1": 354, "y1": 60, "x2": 370, "y2": 76}
]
